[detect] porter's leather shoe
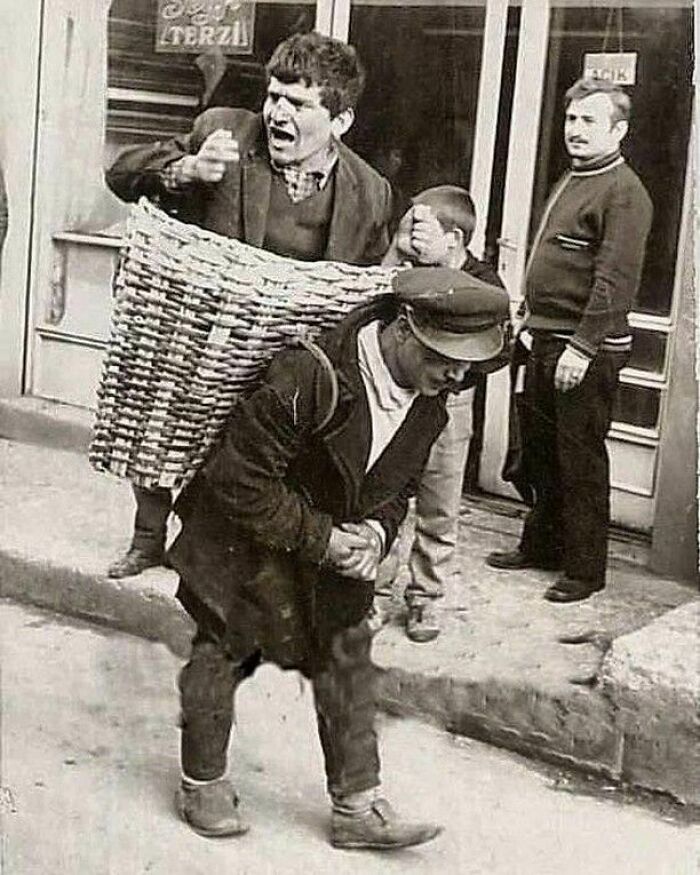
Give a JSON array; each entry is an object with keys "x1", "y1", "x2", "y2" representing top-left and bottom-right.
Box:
[
  {"x1": 545, "y1": 576, "x2": 605, "y2": 603},
  {"x1": 331, "y1": 797, "x2": 442, "y2": 851},
  {"x1": 405, "y1": 602, "x2": 440, "y2": 643},
  {"x1": 107, "y1": 546, "x2": 164, "y2": 579},
  {"x1": 486, "y1": 549, "x2": 561, "y2": 571},
  {"x1": 175, "y1": 778, "x2": 249, "y2": 838}
]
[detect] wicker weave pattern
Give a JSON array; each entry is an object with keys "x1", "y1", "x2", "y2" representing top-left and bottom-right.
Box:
[{"x1": 89, "y1": 198, "x2": 396, "y2": 489}]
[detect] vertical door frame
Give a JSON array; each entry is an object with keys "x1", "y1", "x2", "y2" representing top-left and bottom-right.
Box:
[
  {"x1": 330, "y1": 0, "x2": 351, "y2": 40},
  {"x1": 469, "y1": 0, "x2": 510, "y2": 259},
  {"x1": 479, "y1": 0, "x2": 552, "y2": 496},
  {"x1": 21, "y1": 1, "x2": 82, "y2": 401},
  {"x1": 495, "y1": 0, "x2": 551, "y2": 300},
  {"x1": 318, "y1": 0, "x2": 349, "y2": 39},
  {"x1": 650, "y1": 105, "x2": 698, "y2": 578},
  {"x1": 315, "y1": 0, "x2": 335, "y2": 36}
]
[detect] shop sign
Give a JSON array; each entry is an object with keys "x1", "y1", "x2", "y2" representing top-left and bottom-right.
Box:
[
  {"x1": 583, "y1": 53, "x2": 637, "y2": 86},
  {"x1": 156, "y1": 1, "x2": 255, "y2": 54}
]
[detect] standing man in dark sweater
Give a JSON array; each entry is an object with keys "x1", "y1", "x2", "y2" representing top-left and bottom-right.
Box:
[
  {"x1": 105, "y1": 32, "x2": 396, "y2": 579},
  {"x1": 487, "y1": 78, "x2": 653, "y2": 603}
]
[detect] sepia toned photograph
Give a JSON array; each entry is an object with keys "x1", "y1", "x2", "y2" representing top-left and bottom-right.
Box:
[{"x1": 0, "y1": 1, "x2": 697, "y2": 872}]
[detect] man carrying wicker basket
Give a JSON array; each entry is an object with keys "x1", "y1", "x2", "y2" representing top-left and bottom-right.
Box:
[
  {"x1": 105, "y1": 32, "x2": 399, "y2": 579},
  {"x1": 166, "y1": 266, "x2": 509, "y2": 850}
]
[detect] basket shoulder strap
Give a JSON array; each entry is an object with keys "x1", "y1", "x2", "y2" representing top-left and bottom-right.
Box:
[{"x1": 294, "y1": 336, "x2": 339, "y2": 436}]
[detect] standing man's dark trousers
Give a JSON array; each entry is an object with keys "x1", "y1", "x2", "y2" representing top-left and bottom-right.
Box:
[
  {"x1": 518, "y1": 334, "x2": 628, "y2": 587},
  {"x1": 178, "y1": 596, "x2": 380, "y2": 798},
  {"x1": 107, "y1": 485, "x2": 172, "y2": 578}
]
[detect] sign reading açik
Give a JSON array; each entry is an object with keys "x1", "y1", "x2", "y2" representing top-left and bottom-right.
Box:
[
  {"x1": 156, "y1": 0, "x2": 255, "y2": 54},
  {"x1": 583, "y1": 52, "x2": 637, "y2": 86}
]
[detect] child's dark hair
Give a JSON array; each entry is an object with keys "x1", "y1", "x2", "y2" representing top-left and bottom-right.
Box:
[
  {"x1": 412, "y1": 185, "x2": 476, "y2": 245},
  {"x1": 266, "y1": 32, "x2": 366, "y2": 118}
]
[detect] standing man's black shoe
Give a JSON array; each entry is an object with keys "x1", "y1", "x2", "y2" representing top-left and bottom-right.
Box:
[
  {"x1": 545, "y1": 576, "x2": 605, "y2": 603},
  {"x1": 486, "y1": 549, "x2": 561, "y2": 571}
]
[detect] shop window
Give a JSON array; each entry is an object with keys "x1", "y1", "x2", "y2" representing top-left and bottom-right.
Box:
[
  {"x1": 194, "y1": 5, "x2": 317, "y2": 110},
  {"x1": 106, "y1": 0, "x2": 315, "y2": 162},
  {"x1": 347, "y1": 3, "x2": 486, "y2": 218},
  {"x1": 108, "y1": 0, "x2": 201, "y2": 145},
  {"x1": 96, "y1": 0, "x2": 315, "y2": 227}
]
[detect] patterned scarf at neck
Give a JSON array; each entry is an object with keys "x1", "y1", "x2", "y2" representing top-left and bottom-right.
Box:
[{"x1": 272, "y1": 148, "x2": 338, "y2": 204}]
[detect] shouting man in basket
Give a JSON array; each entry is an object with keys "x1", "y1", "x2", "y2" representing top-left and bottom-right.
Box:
[
  {"x1": 105, "y1": 31, "x2": 397, "y2": 579},
  {"x1": 167, "y1": 267, "x2": 509, "y2": 850}
]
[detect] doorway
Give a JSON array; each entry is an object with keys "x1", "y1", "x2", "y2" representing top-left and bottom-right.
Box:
[{"x1": 480, "y1": 0, "x2": 694, "y2": 533}]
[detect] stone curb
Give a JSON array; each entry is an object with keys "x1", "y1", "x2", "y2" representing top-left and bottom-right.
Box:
[
  {"x1": 600, "y1": 602, "x2": 700, "y2": 805},
  {"x1": 0, "y1": 549, "x2": 193, "y2": 659},
  {"x1": 2, "y1": 540, "x2": 697, "y2": 807},
  {"x1": 375, "y1": 664, "x2": 621, "y2": 780}
]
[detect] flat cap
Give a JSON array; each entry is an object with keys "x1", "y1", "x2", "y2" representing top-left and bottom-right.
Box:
[{"x1": 392, "y1": 266, "x2": 510, "y2": 361}]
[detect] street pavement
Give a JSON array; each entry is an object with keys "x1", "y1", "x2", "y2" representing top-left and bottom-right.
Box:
[{"x1": 1, "y1": 600, "x2": 697, "y2": 875}]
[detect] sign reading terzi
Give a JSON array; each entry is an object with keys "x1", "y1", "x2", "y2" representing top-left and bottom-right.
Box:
[
  {"x1": 156, "y1": 1, "x2": 255, "y2": 54},
  {"x1": 583, "y1": 52, "x2": 637, "y2": 86}
]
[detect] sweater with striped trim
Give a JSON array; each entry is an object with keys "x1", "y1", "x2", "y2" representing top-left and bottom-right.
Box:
[{"x1": 524, "y1": 150, "x2": 653, "y2": 358}]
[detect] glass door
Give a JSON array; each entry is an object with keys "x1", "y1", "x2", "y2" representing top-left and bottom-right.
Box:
[
  {"x1": 343, "y1": 1, "x2": 488, "y2": 213},
  {"x1": 480, "y1": 0, "x2": 694, "y2": 532}
]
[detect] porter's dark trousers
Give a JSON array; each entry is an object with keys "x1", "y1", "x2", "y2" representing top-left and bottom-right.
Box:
[
  {"x1": 518, "y1": 334, "x2": 628, "y2": 586},
  {"x1": 178, "y1": 612, "x2": 380, "y2": 798}
]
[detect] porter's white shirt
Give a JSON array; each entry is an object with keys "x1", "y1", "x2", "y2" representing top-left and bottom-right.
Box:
[{"x1": 356, "y1": 321, "x2": 418, "y2": 472}]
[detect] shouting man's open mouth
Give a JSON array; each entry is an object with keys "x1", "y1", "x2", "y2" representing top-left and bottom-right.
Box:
[{"x1": 268, "y1": 124, "x2": 295, "y2": 146}]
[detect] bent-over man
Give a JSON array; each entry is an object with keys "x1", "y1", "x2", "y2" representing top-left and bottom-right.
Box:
[{"x1": 169, "y1": 267, "x2": 509, "y2": 851}]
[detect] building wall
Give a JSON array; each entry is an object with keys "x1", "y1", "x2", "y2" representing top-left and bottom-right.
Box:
[
  {"x1": 0, "y1": 1, "x2": 42, "y2": 396},
  {"x1": 650, "y1": 175, "x2": 699, "y2": 584}
]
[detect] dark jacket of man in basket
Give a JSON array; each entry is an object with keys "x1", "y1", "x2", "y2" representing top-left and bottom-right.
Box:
[
  {"x1": 167, "y1": 267, "x2": 509, "y2": 851},
  {"x1": 105, "y1": 31, "x2": 398, "y2": 580}
]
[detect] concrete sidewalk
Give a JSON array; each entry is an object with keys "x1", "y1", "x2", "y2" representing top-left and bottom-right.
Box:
[{"x1": 0, "y1": 416, "x2": 698, "y2": 808}]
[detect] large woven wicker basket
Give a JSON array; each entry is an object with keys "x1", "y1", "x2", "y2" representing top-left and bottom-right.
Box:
[{"x1": 89, "y1": 198, "x2": 396, "y2": 490}]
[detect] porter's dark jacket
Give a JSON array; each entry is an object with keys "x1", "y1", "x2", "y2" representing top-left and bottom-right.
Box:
[{"x1": 168, "y1": 296, "x2": 448, "y2": 670}]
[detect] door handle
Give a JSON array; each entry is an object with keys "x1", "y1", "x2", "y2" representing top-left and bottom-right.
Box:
[{"x1": 497, "y1": 236, "x2": 519, "y2": 252}]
